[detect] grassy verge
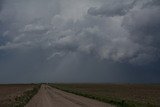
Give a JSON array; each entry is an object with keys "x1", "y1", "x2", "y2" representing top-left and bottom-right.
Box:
[
  {"x1": 49, "y1": 84, "x2": 157, "y2": 107},
  {"x1": 12, "y1": 84, "x2": 41, "y2": 107}
]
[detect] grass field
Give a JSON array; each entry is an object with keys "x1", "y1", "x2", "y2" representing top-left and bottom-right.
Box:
[
  {"x1": 0, "y1": 84, "x2": 40, "y2": 107},
  {"x1": 50, "y1": 83, "x2": 160, "y2": 107}
]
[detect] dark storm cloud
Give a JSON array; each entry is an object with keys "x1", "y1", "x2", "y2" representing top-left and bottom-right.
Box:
[
  {"x1": 0, "y1": 0, "x2": 160, "y2": 83},
  {"x1": 143, "y1": 0, "x2": 160, "y2": 7},
  {"x1": 122, "y1": 0, "x2": 160, "y2": 64},
  {"x1": 88, "y1": 0, "x2": 137, "y2": 17},
  {"x1": 0, "y1": 0, "x2": 4, "y2": 12}
]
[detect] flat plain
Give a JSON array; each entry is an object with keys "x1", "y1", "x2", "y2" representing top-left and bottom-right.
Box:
[
  {"x1": 0, "y1": 84, "x2": 160, "y2": 107},
  {"x1": 50, "y1": 83, "x2": 160, "y2": 107}
]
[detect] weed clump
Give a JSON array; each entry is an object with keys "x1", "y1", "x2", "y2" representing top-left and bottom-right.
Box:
[{"x1": 12, "y1": 85, "x2": 40, "y2": 107}]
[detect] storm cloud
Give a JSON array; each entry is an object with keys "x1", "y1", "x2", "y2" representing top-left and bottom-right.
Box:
[
  {"x1": 88, "y1": 0, "x2": 137, "y2": 17},
  {"x1": 0, "y1": 0, "x2": 160, "y2": 83}
]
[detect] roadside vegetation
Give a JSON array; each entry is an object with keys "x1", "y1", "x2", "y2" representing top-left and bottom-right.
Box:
[
  {"x1": 50, "y1": 84, "x2": 160, "y2": 107},
  {"x1": 12, "y1": 84, "x2": 41, "y2": 107}
]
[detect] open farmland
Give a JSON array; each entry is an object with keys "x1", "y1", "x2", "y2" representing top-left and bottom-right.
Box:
[
  {"x1": 0, "y1": 84, "x2": 40, "y2": 107},
  {"x1": 50, "y1": 84, "x2": 160, "y2": 107}
]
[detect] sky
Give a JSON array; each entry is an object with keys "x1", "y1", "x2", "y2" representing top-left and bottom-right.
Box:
[{"x1": 0, "y1": 0, "x2": 160, "y2": 83}]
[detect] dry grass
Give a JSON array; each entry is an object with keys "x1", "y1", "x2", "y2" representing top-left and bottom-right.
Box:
[
  {"x1": 50, "y1": 83, "x2": 160, "y2": 107},
  {"x1": 0, "y1": 84, "x2": 40, "y2": 107}
]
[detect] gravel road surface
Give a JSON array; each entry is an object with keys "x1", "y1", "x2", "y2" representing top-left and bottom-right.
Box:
[{"x1": 25, "y1": 84, "x2": 114, "y2": 107}]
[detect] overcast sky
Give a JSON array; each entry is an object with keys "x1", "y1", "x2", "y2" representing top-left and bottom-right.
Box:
[{"x1": 0, "y1": 0, "x2": 160, "y2": 83}]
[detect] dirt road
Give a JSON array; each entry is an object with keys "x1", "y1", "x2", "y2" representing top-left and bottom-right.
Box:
[{"x1": 25, "y1": 84, "x2": 114, "y2": 107}]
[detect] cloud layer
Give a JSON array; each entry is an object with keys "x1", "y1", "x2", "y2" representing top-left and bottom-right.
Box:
[{"x1": 0, "y1": 0, "x2": 160, "y2": 83}]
